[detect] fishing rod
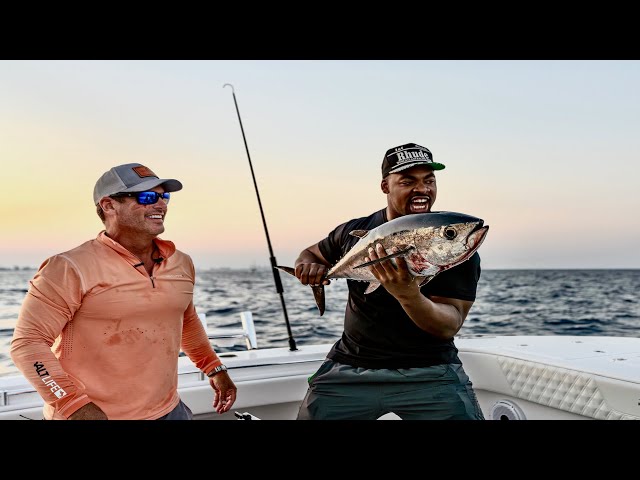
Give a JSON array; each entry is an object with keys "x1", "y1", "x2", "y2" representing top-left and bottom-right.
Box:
[{"x1": 223, "y1": 83, "x2": 297, "y2": 351}]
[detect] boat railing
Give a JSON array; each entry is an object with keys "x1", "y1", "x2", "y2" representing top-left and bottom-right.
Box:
[{"x1": 198, "y1": 311, "x2": 258, "y2": 351}]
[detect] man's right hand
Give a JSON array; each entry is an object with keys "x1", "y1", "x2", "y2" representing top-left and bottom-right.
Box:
[
  {"x1": 68, "y1": 402, "x2": 108, "y2": 420},
  {"x1": 294, "y1": 245, "x2": 332, "y2": 286},
  {"x1": 295, "y1": 263, "x2": 331, "y2": 286}
]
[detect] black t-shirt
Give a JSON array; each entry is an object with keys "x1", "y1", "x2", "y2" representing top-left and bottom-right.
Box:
[{"x1": 318, "y1": 208, "x2": 481, "y2": 369}]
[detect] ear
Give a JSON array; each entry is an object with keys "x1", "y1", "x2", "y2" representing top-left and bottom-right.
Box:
[
  {"x1": 381, "y1": 178, "x2": 390, "y2": 194},
  {"x1": 99, "y1": 197, "x2": 117, "y2": 214}
]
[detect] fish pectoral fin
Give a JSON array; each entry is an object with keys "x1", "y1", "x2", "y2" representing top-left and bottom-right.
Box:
[
  {"x1": 348, "y1": 229, "x2": 370, "y2": 239},
  {"x1": 353, "y1": 246, "x2": 415, "y2": 269},
  {"x1": 311, "y1": 285, "x2": 326, "y2": 316},
  {"x1": 275, "y1": 265, "x2": 296, "y2": 276},
  {"x1": 364, "y1": 281, "x2": 381, "y2": 294}
]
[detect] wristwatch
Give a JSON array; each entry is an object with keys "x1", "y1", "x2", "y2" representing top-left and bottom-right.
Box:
[{"x1": 207, "y1": 364, "x2": 228, "y2": 377}]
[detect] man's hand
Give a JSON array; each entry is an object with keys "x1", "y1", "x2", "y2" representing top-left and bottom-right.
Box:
[
  {"x1": 68, "y1": 402, "x2": 108, "y2": 420},
  {"x1": 295, "y1": 263, "x2": 331, "y2": 286},
  {"x1": 210, "y1": 371, "x2": 238, "y2": 414},
  {"x1": 294, "y1": 245, "x2": 332, "y2": 286},
  {"x1": 364, "y1": 243, "x2": 421, "y2": 299},
  {"x1": 366, "y1": 243, "x2": 472, "y2": 339}
]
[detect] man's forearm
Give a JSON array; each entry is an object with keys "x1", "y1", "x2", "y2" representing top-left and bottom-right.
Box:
[{"x1": 396, "y1": 293, "x2": 465, "y2": 339}]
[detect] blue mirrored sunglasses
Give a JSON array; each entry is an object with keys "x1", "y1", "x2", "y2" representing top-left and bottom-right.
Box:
[{"x1": 110, "y1": 191, "x2": 171, "y2": 205}]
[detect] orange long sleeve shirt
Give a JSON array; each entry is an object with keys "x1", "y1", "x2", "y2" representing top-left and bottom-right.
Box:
[{"x1": 10, "y1": 231, "x2": 222, "y2": 420}]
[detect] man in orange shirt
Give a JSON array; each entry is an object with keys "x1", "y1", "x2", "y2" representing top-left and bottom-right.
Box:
[{"x1": 10, "y1": 163, "x2": 236, "y2": 420}]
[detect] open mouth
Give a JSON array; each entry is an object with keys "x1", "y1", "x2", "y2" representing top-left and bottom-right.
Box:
[
  {"x1": 467, "y1": 223, "x2": 489, "y2": 250},
  {"x1": 409, "y1": 197, "x2": 429, "y2": 213}
]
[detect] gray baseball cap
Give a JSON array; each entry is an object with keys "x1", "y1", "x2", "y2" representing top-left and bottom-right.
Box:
[{"x1": 93, "y1": 163, "x2": 183, "y2": 205}]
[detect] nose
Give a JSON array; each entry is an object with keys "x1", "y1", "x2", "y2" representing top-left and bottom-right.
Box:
[
  {"x1": 150, "y1": 198, "x2": 168, "y2": 211},
  {"x1": 413, "y1": 181, "x2": 430, "y2": 193}
]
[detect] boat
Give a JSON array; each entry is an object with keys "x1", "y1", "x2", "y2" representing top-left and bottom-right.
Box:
[
  {"x1": 2, "y1": 311, "x2": 639, "y2": 421},
  {"x1": 4, "y1": 90, "x2": 639, "y2": 420}
]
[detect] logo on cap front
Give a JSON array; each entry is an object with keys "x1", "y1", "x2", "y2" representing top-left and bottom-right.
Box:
[
  {"x1": 132, "y1": 165, "x2": 157, "y2": 178},
  {"x1": 391, "y1": 147, "x2": 432, "y2": 167}
]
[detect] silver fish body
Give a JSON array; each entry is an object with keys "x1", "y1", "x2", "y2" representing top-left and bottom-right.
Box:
[
  {"x1": 277, "y1": 211, "x2": 489, "y2": 315},
  {"x1": 329, "y1": 211, "x2": 488, "y2": 283}
]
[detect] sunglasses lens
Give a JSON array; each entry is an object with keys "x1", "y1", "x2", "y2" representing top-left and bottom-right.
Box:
[
  {"x1": 137, "y1": 192, "x2": 170, "y2": 204},
  {"x1": 137, "y1": 192, "x2": 158, "y2": 204}
]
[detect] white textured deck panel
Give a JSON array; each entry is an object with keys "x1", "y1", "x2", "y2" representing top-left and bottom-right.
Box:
[{"x1": 457, "y1": 336, "x2": 640, "y2": 419}]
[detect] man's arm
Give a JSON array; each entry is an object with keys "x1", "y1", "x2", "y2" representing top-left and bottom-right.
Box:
[
  {"x1": 364, "y1": 243, "x2": 473, "y2": 339},
  {"x1": 181, "y1": 299, "x2": 226, "y2": 371},
  {"x1": 10, "y1": 256, "x2": 94, "y2": 418},
  {"x1": 395, "y1": 292, "x2": 473, "y2": 339},
  {"x1": 181, "y1": 300, "x2": 238, "y2": 414}
]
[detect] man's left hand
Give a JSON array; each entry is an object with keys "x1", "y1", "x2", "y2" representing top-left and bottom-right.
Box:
[
  {"x1": 209, "y1": 371, "x2": 237, "y2": 414},
  {"x1": 365, "y1": 243, "x2": 421, "y2": 299}
]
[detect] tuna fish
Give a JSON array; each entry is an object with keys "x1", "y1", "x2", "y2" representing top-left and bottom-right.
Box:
[{"x1": 277, "y1": 211, "x2": 489, "y2": 316}]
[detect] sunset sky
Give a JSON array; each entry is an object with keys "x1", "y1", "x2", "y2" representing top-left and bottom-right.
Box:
[{"x1": 1, "y1": 60, "x2": 639, "y2": 269}]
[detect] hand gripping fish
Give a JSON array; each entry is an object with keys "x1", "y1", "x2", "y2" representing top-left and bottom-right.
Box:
[{"x1": 277, "y1": 211, "x2": 489, "y2": 316}]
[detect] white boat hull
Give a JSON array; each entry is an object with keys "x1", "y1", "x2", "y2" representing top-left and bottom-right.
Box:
[
  {"x1": 2, "y1": 336, "x2": 639, "y2": 420},
  {"x1": 458, "y1": 335, "x2": 640, "y2": 420}
]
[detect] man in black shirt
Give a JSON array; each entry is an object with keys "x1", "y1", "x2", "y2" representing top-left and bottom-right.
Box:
[{"x1": 293, "y1": 143, "x2": 485, "y2": 420}]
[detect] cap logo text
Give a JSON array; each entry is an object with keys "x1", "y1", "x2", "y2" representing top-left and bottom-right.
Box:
[{"x1": 394, "y1": 149, "x2": 432, "y2": 165}]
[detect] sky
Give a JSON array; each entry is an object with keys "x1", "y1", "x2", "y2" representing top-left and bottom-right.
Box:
[{"x1": 1, "y1": 60, "x2": 639, "y2": 270}]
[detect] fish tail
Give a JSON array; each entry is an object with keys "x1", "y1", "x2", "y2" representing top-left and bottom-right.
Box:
[
  {"x1": 275, "y1": 266, "x2": 326, "y2": 316},
  {"x1": 311, "y1": 285, "x2": 326, "y2": 316}
]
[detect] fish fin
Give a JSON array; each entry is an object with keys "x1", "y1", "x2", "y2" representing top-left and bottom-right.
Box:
[
  {"x1": 349, "y1": 229, "x2": 370, "y2": 239},
  {"x1": 276, "y1": 266, "x2": 326, "y2": 316},
  {"x1": 311, "y1": 285, "x2": 326, "y2": 316},
  {"x1": 364, "y1": 281, "x2": 381, "y2": 294},
  {"x1": 275, "y1": 265, "x2": 296, "y2": 276},
  {"x1": 353, "y1": 247, "x2": 415, "y2": 269}
]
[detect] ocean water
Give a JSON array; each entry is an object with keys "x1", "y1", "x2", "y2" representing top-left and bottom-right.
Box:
[{"x1": 1, "y1": 268, "x2": 639, "y2": 376}]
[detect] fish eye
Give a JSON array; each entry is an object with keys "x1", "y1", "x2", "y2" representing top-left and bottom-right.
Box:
[{"x1": 443, "y1": 227, "x2": 457, "y2": 240}]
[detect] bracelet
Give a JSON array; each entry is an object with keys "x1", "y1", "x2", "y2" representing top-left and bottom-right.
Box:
[{"x1": 206, "y1": 364, "x2": 228, "y2": 377}]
